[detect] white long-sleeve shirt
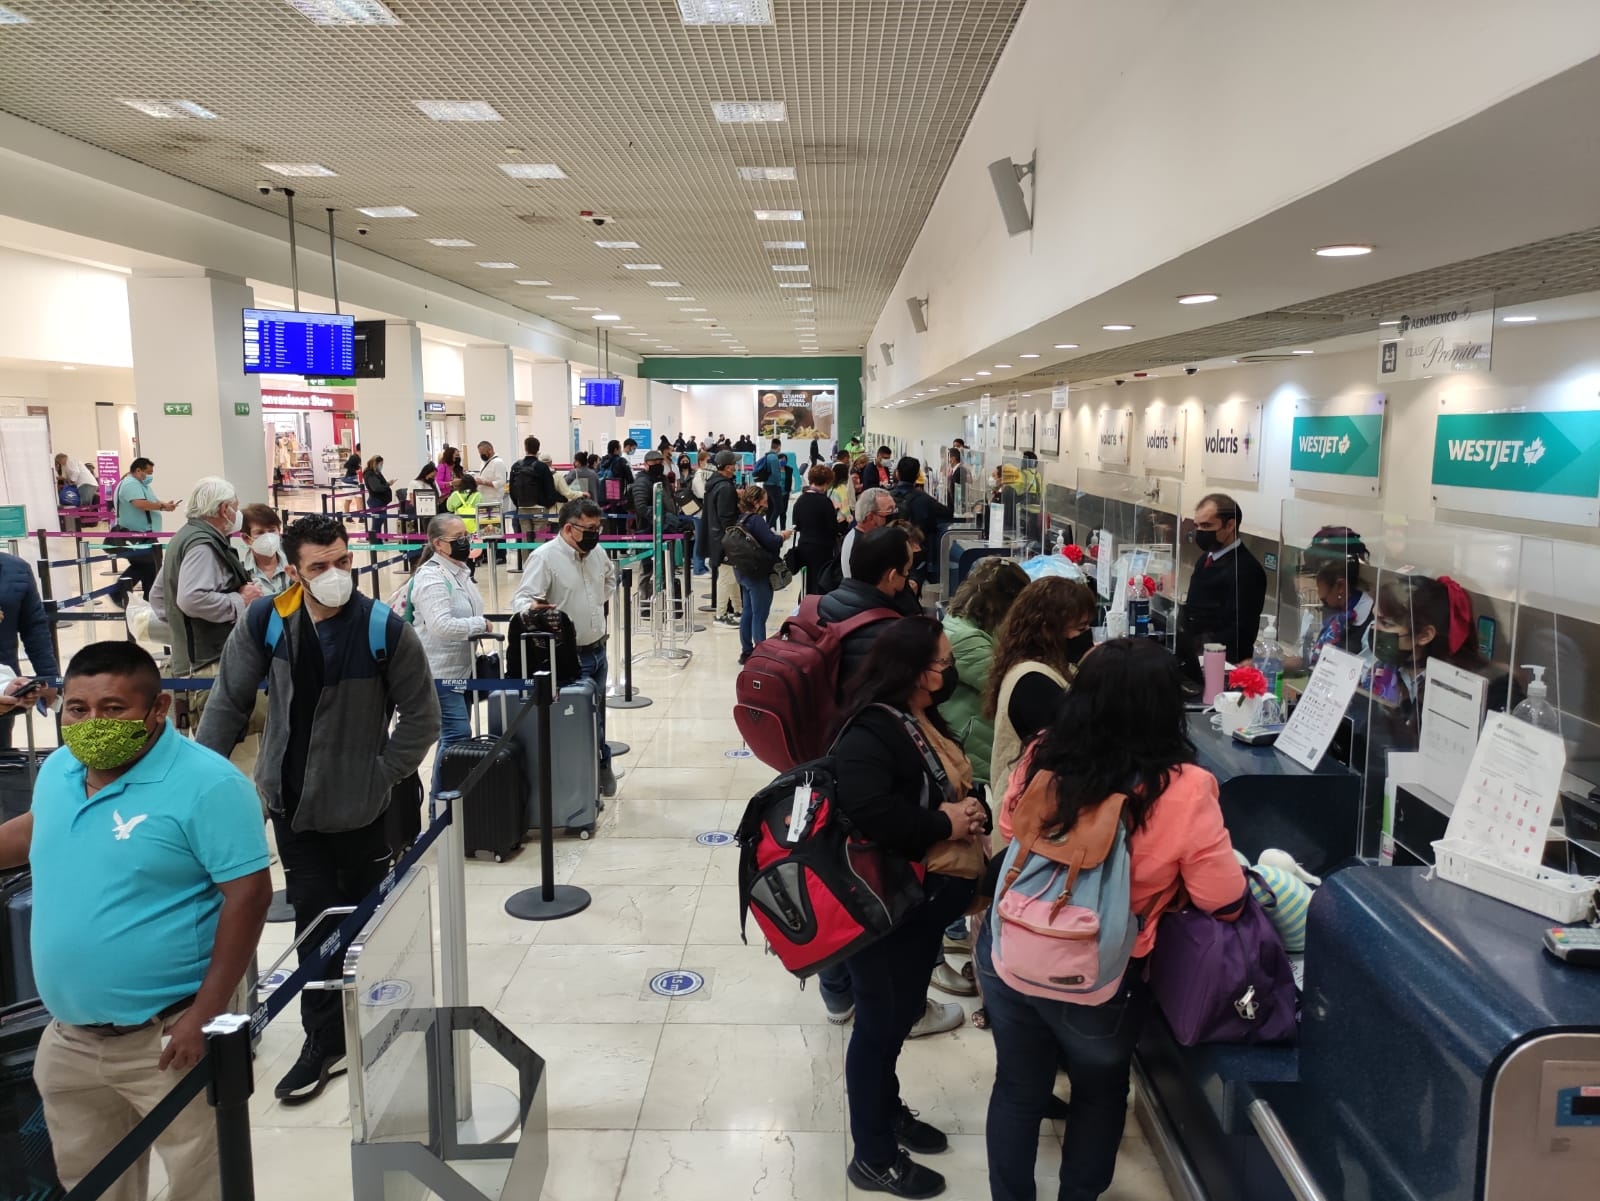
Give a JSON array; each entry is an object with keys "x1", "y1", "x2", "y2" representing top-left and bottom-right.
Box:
[
  {"x1": 512, "y1": 535, "x2": 615, "y2": 647},
  {"x1": 409, "y1": 554, "x2": 489, "y2": 681}
]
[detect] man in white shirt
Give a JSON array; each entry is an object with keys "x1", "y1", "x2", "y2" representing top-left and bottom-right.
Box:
[
  {"x1": 53, "y1": 454, "x2": 99, "y2": 505},
  {"x1": 511, "y1": 497, "x2": 619, "y2": 796},
  {"x1": 840, "y1": 488, "x2": 897, "y2": 581},
  {"x1": 476, "y1": 441, "x2": 511, "y2": 560}
]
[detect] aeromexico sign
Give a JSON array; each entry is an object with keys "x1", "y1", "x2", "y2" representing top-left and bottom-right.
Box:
[
  {"x1": 1431, "y1": 408, "x2": 1600, "y2": 526},
  {"x1": 1378, "y1": 292, "x2": 1494, "y2": 380}
]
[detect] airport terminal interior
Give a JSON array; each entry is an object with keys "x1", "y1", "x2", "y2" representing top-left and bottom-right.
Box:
[{"x1": 6, "y1": 3, "x2": 1600, "y2": 1200}]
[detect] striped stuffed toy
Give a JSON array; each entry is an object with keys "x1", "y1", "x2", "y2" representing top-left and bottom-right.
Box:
[{"x1": 1234, "y1": 849, "x2": 1320, "y2": 954}]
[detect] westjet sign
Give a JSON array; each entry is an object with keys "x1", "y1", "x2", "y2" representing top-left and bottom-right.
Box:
[{"x1": 1431, "y1": 410, "x2": 1600, "y2": 497}]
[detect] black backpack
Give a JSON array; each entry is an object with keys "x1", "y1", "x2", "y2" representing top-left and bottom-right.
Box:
[{"x1": 508, "y1": 456, "x2": 556, "y2": 508}]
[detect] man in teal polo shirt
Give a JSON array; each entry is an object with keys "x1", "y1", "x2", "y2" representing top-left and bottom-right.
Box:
[{"x1": 0, "y1": 640, "x2": 270, "y2": 1201}]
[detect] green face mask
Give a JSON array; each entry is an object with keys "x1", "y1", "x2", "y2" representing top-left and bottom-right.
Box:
[{"x1": 61, "y1": 713, "x2": 155, "y2": 772}]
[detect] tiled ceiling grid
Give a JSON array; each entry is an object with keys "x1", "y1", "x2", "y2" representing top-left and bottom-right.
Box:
[
  {"x1": 0, "y1": 0, "x2": 1025, "y2": 357},
  {"x1": 977, "y1": 224, "x2": 1600, "y2": 397}
]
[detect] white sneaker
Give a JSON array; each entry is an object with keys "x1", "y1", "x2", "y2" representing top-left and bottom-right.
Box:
[
  {"x1": 930, "y1": 960, "x2": 977, "y2": 998},
  {"x1": 908, "y1": 997, "x2": 964, "y2": 1038}
]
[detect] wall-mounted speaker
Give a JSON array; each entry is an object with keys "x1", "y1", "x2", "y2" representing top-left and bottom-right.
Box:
[
  {"x1": 988, "y1": 154, "x2": 1036, "y2": 236},
  {"x1": 906, "y1": 296, "x2": 929, "y2": 333},
  {"x1": 879, "y1": 341, "x2": 895, "y2": 366}
]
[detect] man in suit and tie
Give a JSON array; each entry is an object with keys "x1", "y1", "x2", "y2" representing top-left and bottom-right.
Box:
[{"x1": 1179, "y1": 492, "x2": 1267, "y2": 669}]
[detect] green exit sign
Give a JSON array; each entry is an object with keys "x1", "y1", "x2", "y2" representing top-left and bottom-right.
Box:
[
  {"x1": 234, "y1": 402, "x2": 251, "y2": 416},
  {"x1": 163, "y1": 403, "x2": 193, "y2": 417},
  {"x1": 0, "y1": 505, "x2": 26, "y2": 540},
  {"x1": 479, "y1": 413, "x2": 496, "y2": 422}
]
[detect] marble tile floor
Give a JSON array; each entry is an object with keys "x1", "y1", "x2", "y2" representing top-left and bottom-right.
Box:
[{"x1": 41, "y1": 560, "x2": 1174, "y2": 1201}]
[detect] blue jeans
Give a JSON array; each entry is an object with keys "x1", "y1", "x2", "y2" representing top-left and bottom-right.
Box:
[
  {"x1": 578, "y1": 644, "x2": 612, "y2": 769},
  {"x1": 978, "y1": 926, "x2": 1151, "y2": 1201},
  {"x1": 431, "y1": 683, "x2": 473, "y2": 796},
  {"x1": 737, "y1": 575, "x2": 773, "y2": 657},
  {"x1": 691, "y1": 513, "x2": 708, "y2": 573}
]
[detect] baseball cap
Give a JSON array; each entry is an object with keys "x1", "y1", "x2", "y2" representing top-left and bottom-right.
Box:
[{"x1": 714, "y1": 450, "x2": 738, "y2": 468}]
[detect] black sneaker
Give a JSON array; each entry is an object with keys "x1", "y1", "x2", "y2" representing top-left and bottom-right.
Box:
[
  {"x1": 846, "y1": 1150, "x2": 945, "y2": 1198},
  {"x1": 600, "y1": 764, "x2": 619, "y2": 798},
  {"x1": 893, "y1": 1105, "x2": 948, "y2": 1155},
  {"x1": 275, "y1": 1036, "x2": 347, "y2": 1104}
]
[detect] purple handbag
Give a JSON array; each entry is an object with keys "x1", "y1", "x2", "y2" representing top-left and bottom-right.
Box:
[{"x1": 1145, "y1": 875, "x2": 1298, "y2": 1046}]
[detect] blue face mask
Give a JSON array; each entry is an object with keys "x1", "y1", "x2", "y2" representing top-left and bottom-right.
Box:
[{"x1": 142, "y1": 474, "x2": 155, "y2": 486}]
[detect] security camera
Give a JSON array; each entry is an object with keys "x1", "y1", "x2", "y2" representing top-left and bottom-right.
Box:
[
  {"x1": 579, "y1": 211, "x2": 611, "y2": 227},
  {"x1": 255, "y1": 182, "x2": 274, "y2": 196},
  {"x1": 1114, "y1": 378, "x2": 1126, "y2": 387},
  {"x1": 356, "y1": 225, "x2": 370, "y2": 236},
  {"x1": 1185, "y1": 366, "x2": 1198, "y2": 376}
]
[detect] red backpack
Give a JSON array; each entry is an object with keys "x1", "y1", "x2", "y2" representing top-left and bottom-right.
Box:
[{"x1": 733, "y1": 595, "x2": 898, "y2": 771}]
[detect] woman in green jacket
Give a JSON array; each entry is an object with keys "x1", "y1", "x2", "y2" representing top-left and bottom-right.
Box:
[{"x1": 940, "y1": 557, "x2": 1030, "y2": 785}]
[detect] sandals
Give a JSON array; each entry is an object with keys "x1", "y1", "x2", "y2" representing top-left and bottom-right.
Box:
[{"x1": 971, "y1": 1006, "x2": 990, "y2": 1031}]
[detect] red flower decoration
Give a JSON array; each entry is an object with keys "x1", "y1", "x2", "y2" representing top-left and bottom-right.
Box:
[
  {"x1": 1061, "y1": 543, "x2": 1084, "y2": 564},
  {"x1": 1228, "y1": 665, "x2": 1268, "y2": 698},
  {"x1": 1127, "y1": 574, "x2": 1157, "y2": 595}
]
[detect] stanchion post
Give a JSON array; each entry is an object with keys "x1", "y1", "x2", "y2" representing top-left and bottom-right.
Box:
[
  {"x1": 203, "y1": 1015, "x2": 256, "y2": 1201},
  {"x1": 621, "y1": 566, "x2": 634, "y2": 700},
  {"x1": 367, "y1": 540, "x2": 380, "y2": 600},
  {"x1": 36, "y1": 529, "x2": 62, "y2": 665}
]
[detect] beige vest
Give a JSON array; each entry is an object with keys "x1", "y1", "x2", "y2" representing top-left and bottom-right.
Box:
[{"x1": 989, "y1": 660, "x2": 1069, "y2": 806}]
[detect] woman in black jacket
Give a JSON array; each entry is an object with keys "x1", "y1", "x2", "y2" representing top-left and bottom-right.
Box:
[
  {"x1": 792, "y1": 463, "x2": 845, "y2": 594},
  {"x1": 833, "y1": 617, "x2": 987, "y2": 1199},
  {"x1": 363, "y1": 455, "x2": 393, "y2": 538}
]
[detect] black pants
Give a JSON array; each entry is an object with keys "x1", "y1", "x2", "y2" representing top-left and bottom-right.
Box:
[
  {"x1": 843, "y1": 873, "x2": 976, "y2": 1167},
  {"x1": 117, "y1": 546, "x2": 160, "y2": 599},
  {"x1": 272, "y1": 810, "x2": 392, "y2": 1049}
]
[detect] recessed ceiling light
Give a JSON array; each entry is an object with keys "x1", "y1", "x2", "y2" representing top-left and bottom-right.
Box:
[
  {"x1": 764, "y1": 240, "x2": 806, "y2": 250},
  {"x1": 623, "y1": 264, "x2": 664, "y2": 271},
  {"x1": 261, "y1": 162, "x2": 337, "y2": 177},
  {"x1": 357, "y1": 205, "x2": 417, "y2": 218},
  {"x1": 415, "y1": 100, "x2": 502, "y2": 122},
  {"x1": 1102, "y1": 324, "x2": 1134, "y2": 332},
  {"x1": 594, "y1": 240, "x2": 640, "y2": 250},
  {"x1": 778, "y1": 282, "x2": 812, "y2": 289},
  {"x1": 514, "y1": 279, "x2": 551, "y2": 286},
  {"x1": 679, "y1": 0, "x2": 772, "y2": 23},
  {"x1": 1020, "y1": 353, "x2": 1040, "y2": 359},
  {"x1": 976, "y1": 370, "x2": 992, "y2": 376},
  {"x1": 681, "y1": 307, "x2": 707, "y2": 312},
  {"x1": 754, "y1": 209, "x2": 803, "y2": 221},
  {"x1": 713, "y1": 101, "x2": 787, "y2": 123},
  {"x1": 594, "y1": 314, "x2": 622, "y2": 322},
  {"x1": 426, "y1": 237, "x2": 475, "y2": 247},
  {"x1": 1291, "y1": 349, "x2": 1315, "y2": 355},
  {"x1": 1314, "y1": 244, "x2": 1374, "y2": 257},
  {"x1": 961, "y1": 377, "x2": 976, "y2": 382},
  {"x1": 995, "y1": 364, "x2": 1013, "y2": 369},
  {"x1": 648, "y1": 281, "x2": 684, "y2": 288},
  {"x1": 283, "y1": 0, "x2": 399, "y2": 25},
  {"x1": 693, "y1": 317, "x2": 718, "y2": 323},
  {"x1": 738, "y1": 166, "x2": 797, "y2": 181},
  {"x1": 1177, "y1": 293, "x2": 1219, "y2": 305},
  {"x1": 572, "y1": 306, "x2": 601, "y2": 312},
  {"x1": 0, "y1": 6, "x2": 31, "y2": 23},
  {"x1": 120, "y1": 98, "x2": 219, "y2": 120},
  {"x1": 1378, "y1": 320, "x2": 1401, "y2": 326},
  {"x1": 666, "y1": 296, "x2": 695, "y2": 301},
  {"x1": 1053, "y1": 343, "x2": 1078, "y2": 350},
  {"x1": 547, "y1": 294, "x2": 578, "y2": 301},
  {"x1": 772, "y1": 265, "x2": 809, "y2": 272},
  {"x1": 60, "y1": 364, "x2": 76, "y2": 371},
  {"x1": 477, "y1": 261, "x2": 517, "y2": 269},
  {"x1": 1503, "y1": 315, "x2": 1539, "y2": 323},
  {"x1": 498, "y1": 162, "x2": 566, "y2": 179}
]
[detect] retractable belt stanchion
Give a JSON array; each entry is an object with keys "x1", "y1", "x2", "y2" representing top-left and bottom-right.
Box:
[
  {"x1": 505, "y1": 630, "x2": 593, "y2": 921},
  {"x1": 605, "y1": 562, "x2": 652, "y2": 710},
  {"x1": 203, "y1": 1016, "x2": 257, "y2": 1201}
]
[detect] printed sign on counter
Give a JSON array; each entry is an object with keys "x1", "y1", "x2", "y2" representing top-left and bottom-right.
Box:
[
  {"x1": 1378, "y1": 291, "x2": 1494, "y2": 380},
  {"x1": 1445, "y1": 712, "x2": 1565, "y2": 864},
  {"x1": 1200, "y1": 399, "x2": 1263, "y2": 482},
  {"x1": 1430, "y1": 406, "x2": 1600, "y2": 526},
  {"x1": 1142, "y1": 404, "x2": 1186, "y2": 475},
  {"x1": 1096, "y1": 407, "x2": 1132, "y2": 467},
  {"x1": 1288, "y1": 395, "x2": 1386, "y2": 496},
  {"x1": 1274, "y1": 646, "x2": 1364, "y2": 770},
  {"x1": 1418, "y1": 660, "x2": 1488, "y2": 803}
]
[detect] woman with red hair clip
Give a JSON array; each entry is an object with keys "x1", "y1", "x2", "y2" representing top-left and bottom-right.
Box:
[{"x1": 1370, "y1": 572, "x2": 1520, "y2": 721}]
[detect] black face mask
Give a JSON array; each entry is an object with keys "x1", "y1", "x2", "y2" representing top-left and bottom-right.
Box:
[
  {"x1": 1194, "y1": 528, "x2": 1220, "y2": 554},
  {"x1": 1065, "y1": 629, "x2": 1095, "y2": 664},
  {"x1": 575, "y1": 529, "x2": 601, "y2": 554},
  {"x1": 446, "y1": 536, "x2": 472, "y2": 562},
  {"x1": 648, "y1": 464, "x2": 665, "y2": 480},
  {"x1": 929, "y1": 664, "x2": 959, "y2": 706}
]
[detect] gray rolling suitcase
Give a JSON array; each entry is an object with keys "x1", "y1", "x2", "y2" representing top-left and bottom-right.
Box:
[
  {"x1": 486, "y1": 680, "x2": 601, "y2": 839},
  {"x1": 0, "y1": 872, "x2": 36, "y2": 1009}
]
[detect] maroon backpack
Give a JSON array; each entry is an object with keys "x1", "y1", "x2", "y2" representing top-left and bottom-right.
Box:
[{"x1": 733, "y1": 594, "x2": 898, "y2": 771}]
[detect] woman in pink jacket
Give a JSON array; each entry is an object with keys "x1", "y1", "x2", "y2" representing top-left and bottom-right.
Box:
[{"x1": 980, "y1": 637, "x2": 1245, "y2": 1201}]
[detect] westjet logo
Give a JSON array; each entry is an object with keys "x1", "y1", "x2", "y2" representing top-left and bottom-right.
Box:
[
  {"x1": 1297, "y1": 434, "x2": 1352, "y2": 458},
  {"x1": 1444, "y1": 437, "x2": 1546, "y2": 470}
]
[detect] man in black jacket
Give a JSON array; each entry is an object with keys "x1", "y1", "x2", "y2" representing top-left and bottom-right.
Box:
[
  {"x1": 508, "y1": 435, "x2": 563, "y2": 549},
  {"x1": 1179, "y1": 492, "x2": 1267, "y2": 670},
  {"x1": 817, "y1": 526, "x2": 921, "y2": 688},
  {"x1": 630, "y1": 450, "x2": 696, "y2": 553},
  {"x1": 702, "y1": 451, "x2": 741, "y2": 624},
  {"x1": 889, "y1": 457, "x2": 953, "y2": 585}
]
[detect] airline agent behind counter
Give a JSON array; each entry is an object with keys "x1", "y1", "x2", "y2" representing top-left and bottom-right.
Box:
[{"x1": 1178, "y1": 492, "x2": 1267, "y2": 671}]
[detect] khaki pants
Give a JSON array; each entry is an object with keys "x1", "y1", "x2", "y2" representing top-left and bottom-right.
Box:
[
  {"x1": 185, "y1": 662, "x2": 266, "y2": 782},
  {"x1": 34, "y1": 1004, "x2": 220, "y2": 1201},
  {"x1": 716, "y1": 564, "x2": 742, "y2": 615}
]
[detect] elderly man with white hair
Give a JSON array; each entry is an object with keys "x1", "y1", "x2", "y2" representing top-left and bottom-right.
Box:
[{"x1": 839, "y1": 487, "x2": 898, "y2": 582}]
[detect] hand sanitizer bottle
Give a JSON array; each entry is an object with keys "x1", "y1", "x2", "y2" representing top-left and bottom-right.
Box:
[{"x1": 1512, "y1": 665, "x2": 1561, "y2": 733}]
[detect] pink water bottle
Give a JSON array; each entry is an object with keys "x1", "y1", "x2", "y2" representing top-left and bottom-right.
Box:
[{"x1": 1202, "y1": 643, "x2": 1226, "y2": 706}]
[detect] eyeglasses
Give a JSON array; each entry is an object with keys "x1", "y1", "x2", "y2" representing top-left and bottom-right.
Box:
[{"x1": 928, "y1": 656, "x2": 954, "y2": 669}]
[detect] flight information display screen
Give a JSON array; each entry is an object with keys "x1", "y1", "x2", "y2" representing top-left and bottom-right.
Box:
[
  {"x1": 243, "y1": 308, "x2": 356, "y2": 376},
  {"x1": 579, "y1": 376, "x2": 624, "y2": 407}
]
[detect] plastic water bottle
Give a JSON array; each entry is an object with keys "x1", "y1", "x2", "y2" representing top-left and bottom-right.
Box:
[
  {"x1": 1512, "y1": 664, "x2": 1562, "y2": 734},
  {"x1": 1253, "y1": 619, "x2": 1282, "y2": 695},
  {"x1": 1127, "y1": 575, "x2": 1151, "y2": 639}
]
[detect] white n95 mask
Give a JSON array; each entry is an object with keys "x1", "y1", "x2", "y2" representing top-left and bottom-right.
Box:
[
  {"x1": 251, "y1": 531, "x2": 282, "y2": 559},
  {"x1": 305, "y1": 567, "x2": 353, "y2": 608}
]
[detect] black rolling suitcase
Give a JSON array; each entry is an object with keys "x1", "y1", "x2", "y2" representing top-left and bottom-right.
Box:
[
  {"x1": 0, "y1": 1000, "x2": 61, "y2": 1201},
  {"x1": 0, "y1": 872, "x2": 34, "y2": 1009},
  {"x1": 438, "y1": 736, "x2": 525, "y2": 862}
]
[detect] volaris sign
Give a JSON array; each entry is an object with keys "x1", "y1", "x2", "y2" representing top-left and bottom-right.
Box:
[
  {"x1": 1431, "y1": 410, "x2": 1600, "y2": 498},
  {"x1": 1289, "y1": 414, "x2": 1382, "y2": 478}
]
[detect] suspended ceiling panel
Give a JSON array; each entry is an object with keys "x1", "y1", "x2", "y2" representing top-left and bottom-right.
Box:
[{"x1": 0, "y1": 0, "x2": 1024, "y2": 357}]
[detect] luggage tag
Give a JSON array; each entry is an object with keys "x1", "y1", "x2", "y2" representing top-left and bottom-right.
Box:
[{"x1": 786, "y1": 776, "x2": 815, "y2": 843}]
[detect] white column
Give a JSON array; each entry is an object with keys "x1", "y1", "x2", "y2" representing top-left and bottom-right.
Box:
[
  {"x1": 528, "y1": 360, "x2": 573, "y2": 457},
  {"x1": 126, "y1": 268, "x2": 263, "y2": 510},
  {"x1": 356, "y1": 319, "x2": 427, "y2": 478},
  {"x1": 464, "y1": 343, "x2": 516, "y2": 459}
]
